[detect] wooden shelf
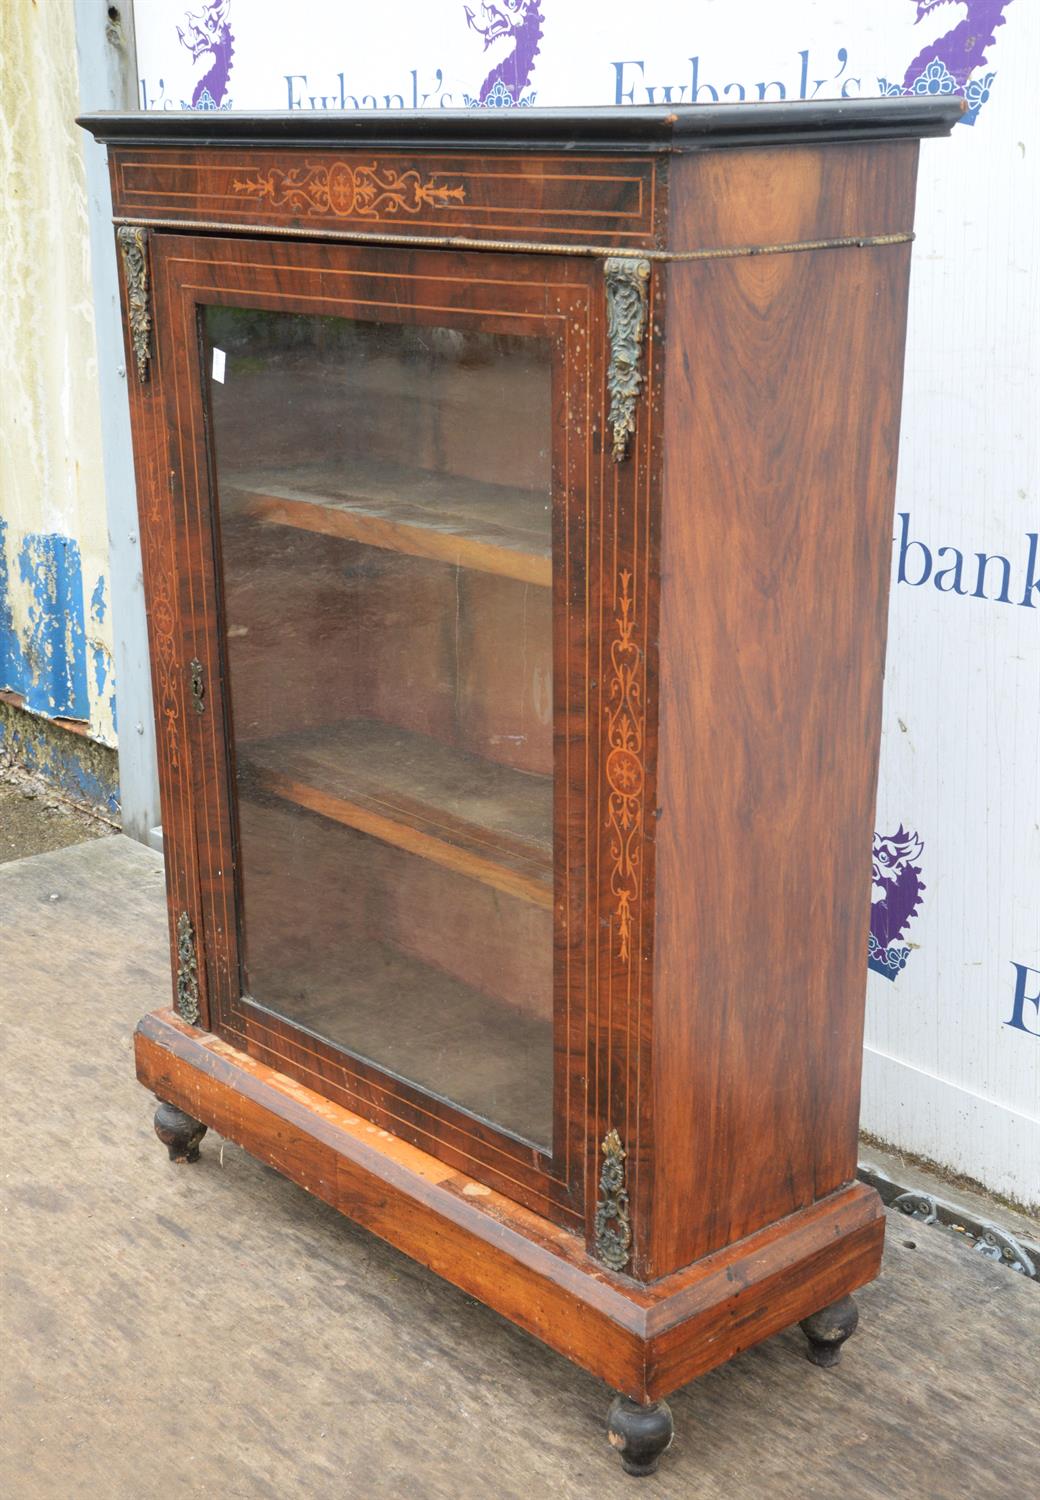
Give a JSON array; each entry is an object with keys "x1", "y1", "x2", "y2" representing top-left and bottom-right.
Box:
[
  {"x1": 222, "y1": 459, "x2": 551, "y2": 586},
  {"x1": 238, "y1": 719, "x2": 553, "y2": 910},
  {"x1": 246, "y1": 937, "x2": 553, "y2": 1148}
]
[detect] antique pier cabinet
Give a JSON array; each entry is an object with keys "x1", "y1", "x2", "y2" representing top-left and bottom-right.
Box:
[{"x1": 83, "y1": 101, "x2": 958, "y2": 1474}]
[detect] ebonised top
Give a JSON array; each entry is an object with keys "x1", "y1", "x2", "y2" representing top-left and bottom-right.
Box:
[{"x1": 79, "y1": 98, "x2": 963, "y2": 153}]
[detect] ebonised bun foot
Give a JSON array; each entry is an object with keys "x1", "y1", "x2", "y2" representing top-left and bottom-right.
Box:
[
  {"x1": 800, "y1": 1293, "x2": 859, "y2": 1367},
  {"x1": 153, "y1": 1100, "x2": 207, "y2": 1163},
  {"x1": 606, "y1": 1395, "x2": 674, "y2": 1476}
]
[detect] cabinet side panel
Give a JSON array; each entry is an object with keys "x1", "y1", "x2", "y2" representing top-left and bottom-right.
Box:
[
  {"x1": 650, "y1": 147, "x2": 919, "y2": 1273},
  {"x1": 666, "y1": 140, "x2": 918, "y2": 252}
]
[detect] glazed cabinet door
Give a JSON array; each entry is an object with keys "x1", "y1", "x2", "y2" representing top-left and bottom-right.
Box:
[{"x1": 142, "y1": 231, "x2": 604, "y2": 1226}]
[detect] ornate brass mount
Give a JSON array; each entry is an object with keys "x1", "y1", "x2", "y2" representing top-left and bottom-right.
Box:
[
  {"x1": 116, "y1": 225, "x2": 152, "y2": 383},
  {"x1": 594, "y1": 1128, "x2": 633, "y2": 1271},
  {"x1": 175, "y1": 911, "x2": 200, "y2": 1024},
  {"x1": 604, "y1": 257, "x2": 651, "y2": 463}
]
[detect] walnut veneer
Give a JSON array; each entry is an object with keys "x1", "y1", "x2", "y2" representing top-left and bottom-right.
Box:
[{"x1": 81, "y1": 99, "x2": 959, "y2": 1476}]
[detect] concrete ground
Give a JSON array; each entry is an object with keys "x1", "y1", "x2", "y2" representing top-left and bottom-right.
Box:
[
  {"x1": 2, "y1": 832, "x2": 1038, "y2": 1500},
  {"x1": 0, "y1": 759, "x2": 114, "y2": 864}
]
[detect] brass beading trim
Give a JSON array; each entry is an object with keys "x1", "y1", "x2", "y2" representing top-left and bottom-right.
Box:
[{"x1": 113, "y1": 215, "x2": 913, "y2": 263}]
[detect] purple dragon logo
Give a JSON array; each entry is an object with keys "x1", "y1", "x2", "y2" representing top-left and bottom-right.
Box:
[
  {"x1": 869, "y1": 826, "x2": 926, "y2": 981},
  {"x1": 879, "y1": 0, "x2": 1014, "y2": 125},
  {"x1": 463, "y1": 1, "x2": 543, "y2": 108},
  {"x1": 177, "y1": 0, "x2": 235, "y2": 111}
]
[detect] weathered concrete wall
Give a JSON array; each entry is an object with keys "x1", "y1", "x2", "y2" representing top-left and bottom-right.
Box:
[{"x1": 0, "y1": 0, "x2": 116, "y2": 749}]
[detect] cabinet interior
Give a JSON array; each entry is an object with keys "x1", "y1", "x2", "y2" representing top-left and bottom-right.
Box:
[{"x1": 206, "y1": 307, "x2": 556, "y2": 1149}]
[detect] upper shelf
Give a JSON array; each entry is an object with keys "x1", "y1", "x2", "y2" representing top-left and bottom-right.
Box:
[
  {"x1": 222, "y1": 461, "x2": 551, "y2": 587},
  {"x1": 79, "y1": 99, "x2": 965, "y2": 151}
]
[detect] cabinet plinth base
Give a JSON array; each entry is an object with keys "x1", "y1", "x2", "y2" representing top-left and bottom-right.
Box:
[{"x1": 135, "y1": 1009, "x2": 885, "y2": 1404}]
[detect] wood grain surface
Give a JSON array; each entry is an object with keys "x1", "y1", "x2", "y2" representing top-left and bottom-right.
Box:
[
  {"x1": 644, "y1": 147, "x2": 919, "y2": 1275},
  {"x1": 669, "y1": 140, "x2": 918, "y2": 252}
]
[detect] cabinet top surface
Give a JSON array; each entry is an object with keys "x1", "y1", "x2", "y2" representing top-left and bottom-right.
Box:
[{"x1": 80, "y1": 98, "x2": 961, "y2": 152}]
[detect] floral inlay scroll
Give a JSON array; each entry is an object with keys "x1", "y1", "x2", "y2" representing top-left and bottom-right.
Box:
[
  {"x1": 605, "y1": 569, "x2": 645, "y2": 964},
  {"x1": 231, "y1": 161, "x2": 466, "y2": 220}
]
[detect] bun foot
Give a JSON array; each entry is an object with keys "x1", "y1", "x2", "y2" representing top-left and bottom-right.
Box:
[
  {"x1": 154, "y1": 1100, "x2": 207, "y2": 1163},
  {"x1": 606, "y1": 1395, "x2": 674, "y2": 1477},
  {"x1": 800, "y1": 1293, "x2": 859, "y2": 1368}
]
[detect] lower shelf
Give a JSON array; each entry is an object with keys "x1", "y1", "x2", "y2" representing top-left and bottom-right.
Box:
[
  {"x1": 245, "y1": 938, "x2": 554, "y2": 1150},
  {"x1": 136, "y1": 1009, "x2": 886, "y2": 1403},
  {"x1": 238, "y1": 717, "x2": 553, "y2": 910}
]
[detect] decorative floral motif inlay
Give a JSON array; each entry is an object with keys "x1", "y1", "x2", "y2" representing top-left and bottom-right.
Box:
[
  {"x1": 605, "y1": 569, "x2": 644, "y2": 963},
  {"x1": 594, "y1": 1128, "x2": 632, "y2": 1272},
  {"x1": 231, "y1": 161, "x2": 466, "y2": 220},
  {"x1": 143, "y1": 450, "x2": 182, "y2": 774}
]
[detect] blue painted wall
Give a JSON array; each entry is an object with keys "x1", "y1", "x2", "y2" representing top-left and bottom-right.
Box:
[
  {"x1": 1, "y1": 522, "x2": 91, "y2": 719},
  {"x1": 0, "y1": 517, "x2": 118, "y2": 813}
]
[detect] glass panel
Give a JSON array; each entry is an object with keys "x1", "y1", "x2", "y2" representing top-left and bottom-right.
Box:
[{"x1": 205, "y1": 306, "x2": 554, "y2": 1148}]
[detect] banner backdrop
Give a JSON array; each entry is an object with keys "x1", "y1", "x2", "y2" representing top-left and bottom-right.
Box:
[{"x1": 132, "y1": 0, "x2": 1039, "y2": 1208}]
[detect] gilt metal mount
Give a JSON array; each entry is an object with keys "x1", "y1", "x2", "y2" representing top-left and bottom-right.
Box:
[
  {"x1": 604, "y1": 257, "x2": 651, "y2": 463},
  {"x1": 594, "y1": 1128, "x2": 633, "y2": 1272},
  {"x1": 175, "y1": 911, "x2": 200, "y2": 1024},
  {"x1": 117, "y1": 225, "x2": 152, "y2": 382}
]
